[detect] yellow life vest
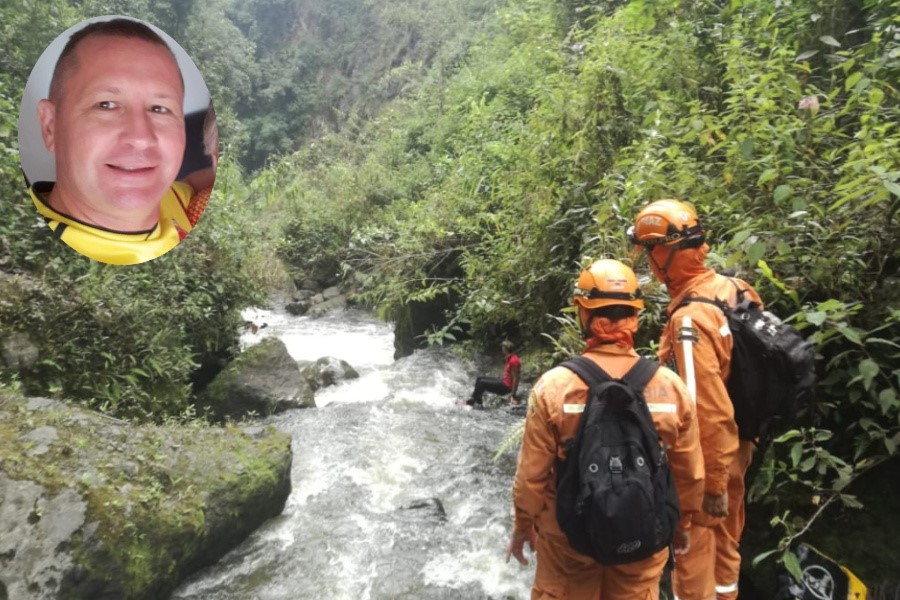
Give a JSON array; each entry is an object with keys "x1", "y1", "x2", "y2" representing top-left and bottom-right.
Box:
[{"x1": 29, "y1": 181, "x2": 193, "y2": 265}]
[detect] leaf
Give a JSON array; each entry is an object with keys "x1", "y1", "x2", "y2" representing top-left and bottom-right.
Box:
[
  {"x1": 813, "y1": 430, "x2": 834, "y2": 443},
  {"x1": 752, "y1": 548, "x2": 781, "y2": 567},
  {"x1": 758, "y1": 259, "x2": 799, "y2": 305},
  {"x1": 884, "y1": 181, "x2": 900, "y2": 198},
  {"x1": 747, "y1": 242, "x2": 765, "y2": 266},
  {"x1": 740, "y1": 139, "x2": 754, "y2": 159},
  {"x1": 758, "y1": 169, "x2": 778, "y2": 186},
  {"x1": 879, "y1": 388, "x2": 899, "y2": 414},
  {"x1": 783, "y1": 549, "x2": 803, "y2": 582},
  {"x1": 836, "y1": 324, "x2": 864, "y2": 345},
  {"x1": 806, "y1": 310, "x2": 828, "y2": 326},
  {"x1": 790, "y1": 442, "x2": 803, "y2": 467},
  {"x1": 845, "y1": 72, "x2": 863, "y2": 91},
  {"x1": 820, "y1": 35, "x2": 841, "y2": 47},
  {"x1": 773, "y1": 185, "x2": 792, "y2": 203},
  {"x1": 775, "y1": 429, "x2": 802, "y2": 443},
  {"x1": 839, "y1": 494, "x2": 863, "y2": 509},
  {"x1": 867, "y1": 337, "x2": 900, "y2": 349},
  {"x1": 859, "y1": 358, "x2": 879, "y2": 390},
  {"x1": 794, "y1": 50, "x2": 819, "y2": 62},
  {"x1": 732, "y1": 230, "x2": 752, "y2": 246}
]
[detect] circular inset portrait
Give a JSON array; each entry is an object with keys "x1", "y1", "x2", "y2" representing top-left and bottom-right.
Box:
[{"x1": 17, "y1": 15, "x2": 218, "y2": 265}]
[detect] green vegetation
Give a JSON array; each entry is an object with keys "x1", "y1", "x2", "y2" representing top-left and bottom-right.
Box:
[
  {"x1": 1, "y1": 0, "x2": 898, "y2": 585},
  {"x1": 247, "y1": 0, "x2": 900, "y2": 580}
]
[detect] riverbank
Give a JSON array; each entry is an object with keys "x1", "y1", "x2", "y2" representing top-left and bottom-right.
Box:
[{"x1": 0, "y1": 390, "x2": 292, "y2": 600}]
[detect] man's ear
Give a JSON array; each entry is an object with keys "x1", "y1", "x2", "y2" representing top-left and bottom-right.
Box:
[{"x1": 37, "y1": 99, "x2": 56, "y2": 153}]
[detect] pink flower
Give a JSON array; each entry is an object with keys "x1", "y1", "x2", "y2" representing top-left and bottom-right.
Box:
[{"x1": 798, "y1": 95, "x2": 820, "y2": 115}]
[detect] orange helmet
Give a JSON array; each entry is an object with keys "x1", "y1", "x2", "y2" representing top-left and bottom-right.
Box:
[
  {"x1": 627, "y1": 199, "x2": 705, "y2": 248},
  {"x1": 572, "y1": 259, "x2": 644, "y2": 310}
]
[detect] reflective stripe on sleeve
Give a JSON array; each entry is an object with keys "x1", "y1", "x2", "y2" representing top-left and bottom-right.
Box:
[
  {"x1": 647, "y1": 403, "x2": 677, "y2": 414},
  {"x1": 681, "y1": 315, "x2": 697, "y2": 407},
  {"x1": 563, "y1": 404, "x2": 585, "y2": 414}
]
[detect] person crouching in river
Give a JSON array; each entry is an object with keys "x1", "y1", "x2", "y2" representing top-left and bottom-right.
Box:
[{"x1": 466, "y1": 340, "x2": 521, "y2": 407}]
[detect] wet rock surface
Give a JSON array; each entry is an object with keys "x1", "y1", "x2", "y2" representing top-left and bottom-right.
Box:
[
  {"x1": 0, "y1": 391, "x2": 292, "y2": 600},
  {"x1": 300, "y1": 355, "x2": 360, "y2": 391}
]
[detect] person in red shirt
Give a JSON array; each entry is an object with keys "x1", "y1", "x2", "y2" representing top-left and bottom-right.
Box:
[{"x1": 466, "y1": 340, "x2": 521, "y2": 407}]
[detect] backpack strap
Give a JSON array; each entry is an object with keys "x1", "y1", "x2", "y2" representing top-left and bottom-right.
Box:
[
  {"x1": 621, "y1": 356, "x2": 659, "y2": 391},
  {"x1": 559, "y1": 355, "x2": 614, "y2": 388},
  {"x1": 673, "y1": 277, "x2": 754, "y2": 316},
  {"x1": 727, "y1": 277, "x2": 747, "y2": 303},
  {"x1": 671, "y1": 294, "x2": 727, "y2": 317},
  {"x1": 560, "y1": 355, "x2": 658, "y2": 392}
]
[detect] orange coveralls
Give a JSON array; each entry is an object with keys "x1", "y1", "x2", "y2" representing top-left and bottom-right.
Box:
[
  {"x1": 512, "y1": 344, "x2": 704, "y2": 600},
  {"x1": 659, "y1": 270, "x2": 763, "y2": 600}
]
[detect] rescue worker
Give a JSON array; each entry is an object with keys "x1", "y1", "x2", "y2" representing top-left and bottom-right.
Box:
[
  {"x1": 505, "y1": 259, "x2": 704, "y2": 600},
  {"x1": 628, "y1": 199, "x2": 764, "y2": 600}
]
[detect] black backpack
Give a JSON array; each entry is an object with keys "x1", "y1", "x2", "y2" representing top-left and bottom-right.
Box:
[
  {"x1": 555, "y1": 356, "x2": 680, "y2": 565},
  {"x1": 673, "y1": 280, "x2": 816, "y2": 442}
]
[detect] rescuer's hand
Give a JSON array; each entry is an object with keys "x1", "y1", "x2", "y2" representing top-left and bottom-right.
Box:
[{"x1": 505, "y1": 526, "x2": 536, "y2": 566}]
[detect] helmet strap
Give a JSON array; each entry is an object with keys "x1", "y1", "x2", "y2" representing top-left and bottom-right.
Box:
[
  {"x1": 648, "y1": 246, "x2": 679, "y2": 288},
  {"x1": 578, "y1": 307, "x2": 594, "y2": 340}
]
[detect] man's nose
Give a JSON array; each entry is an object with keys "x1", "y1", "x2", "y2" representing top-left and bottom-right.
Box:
[{"x1": 121, "y1": 108, "x2": 157, "y2": 148}]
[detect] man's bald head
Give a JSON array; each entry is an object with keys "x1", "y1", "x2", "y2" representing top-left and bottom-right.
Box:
[{"x1": 49, "y1": 18, "x2": 183, "y2": 103}]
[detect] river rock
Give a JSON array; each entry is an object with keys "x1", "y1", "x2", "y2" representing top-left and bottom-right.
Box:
[
  {"x1": 198, "y1": 337, "x2": 315, "y2": 421},
  {"x1": 0, "y1": 390, "x2": 292, "y2": 600},
  {"x1": 300, "y1": 356, "x2": 360, "y2": 391},
  {"x1": 399, "y1": 498, "x2": 447, "y2": 523},
  {"x1": 285, "y1": 300, "x2": 309, "y2": 316}
]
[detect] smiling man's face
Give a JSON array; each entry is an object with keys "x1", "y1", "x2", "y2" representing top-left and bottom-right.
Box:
[{"x1": 38, "y1": 34, "x2": 185, "y2": 232}]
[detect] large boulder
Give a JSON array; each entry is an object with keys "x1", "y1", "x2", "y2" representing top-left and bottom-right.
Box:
[
  {"x1": 0, "y1": 392, "x2": 292, "y2": 600},
  {"x1": 198, "y1": 337, "x2": 314, "y2": 420},
  {"x1": 300, "y1": 356, "x2": 360, "y2": 391}
]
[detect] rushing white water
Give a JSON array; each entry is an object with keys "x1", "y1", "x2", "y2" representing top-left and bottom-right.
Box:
[{"x1": 170, "y1": 308, "x2": 535, "y2": 600}]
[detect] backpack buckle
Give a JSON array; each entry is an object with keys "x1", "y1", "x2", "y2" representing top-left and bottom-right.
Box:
[{"x1": 609, "y1": 456, "x2": 623, "y2": 474}]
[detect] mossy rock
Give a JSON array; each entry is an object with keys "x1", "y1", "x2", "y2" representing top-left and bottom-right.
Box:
[
  {"x1": 198, "y1": 337, "x2": 314, "y2": 420},
  {"x1": 0, "y1": 391, "x2": 292, "y2": 600}
]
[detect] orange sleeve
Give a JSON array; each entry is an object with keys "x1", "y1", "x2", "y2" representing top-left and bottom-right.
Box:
[
  {"x1": 669, "y1": 303, "x2": 739, "y2": 496},
  {"x1": 512, "y1": 373, "x2": 561, "y2": 533}
]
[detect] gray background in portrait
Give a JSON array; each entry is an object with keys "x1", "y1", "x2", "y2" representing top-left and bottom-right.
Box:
[{"x1": 18, "y1": 15, "x2": 210, "y2": 185}]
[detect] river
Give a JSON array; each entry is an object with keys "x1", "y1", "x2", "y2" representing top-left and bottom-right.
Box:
[{"x1": 170, "y1": 308, "x2": 535, "y2": 599}]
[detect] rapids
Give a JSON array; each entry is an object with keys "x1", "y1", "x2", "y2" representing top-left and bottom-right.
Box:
[{"x1": 170, "y1": 308, "x2": 535, "y2": 599}]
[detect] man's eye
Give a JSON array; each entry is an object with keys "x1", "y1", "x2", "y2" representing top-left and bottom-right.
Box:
[
  {"x1": 97, "y1": 101, "x2": 117, "y2": 110},
  {"x1": 151, "y1": 105, "x2": 171, "y2": 114}
]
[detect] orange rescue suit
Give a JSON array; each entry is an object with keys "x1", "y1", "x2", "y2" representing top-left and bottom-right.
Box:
[
  {"x1": 512, "y1": 344, "x2": 704, "y2": 600},
  {"x1": 659, "y1": 269, "x2": 763, "y2": 600}
]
